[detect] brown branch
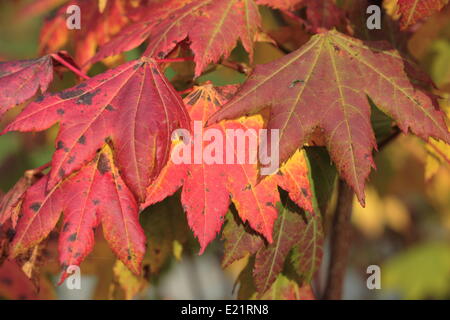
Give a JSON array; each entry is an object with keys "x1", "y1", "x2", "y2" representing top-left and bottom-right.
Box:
[
  {"x1": 321, "y1": 126, "x2": 403, "y2": 299},
  {"x1": 323, "y1": 179, "x2": 354, "y2": 300}
]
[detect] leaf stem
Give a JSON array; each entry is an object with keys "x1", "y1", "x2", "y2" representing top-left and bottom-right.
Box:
[
  {"x1": 50, "y1": 53, "x2": 90, "y2": 80},
  {"x1": 30, "y1": 161, "x2": 51, "y2": 174},
  {"x1": 156, "y1": 57, "x2": 194, "y2": 63}
]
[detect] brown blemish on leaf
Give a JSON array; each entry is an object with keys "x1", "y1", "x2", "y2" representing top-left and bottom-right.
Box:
[
  {"x1": 59, "y1": 89, "x2": 84, "y2": 100},
  {"x1": 76, "y1": 89, "x2": 100, "y2": 105},
  {"x1": 63, "y1": 222, "x2": 70, "y2": 232},
  {"x1": 56, "y1": 140, "x2": 65, "y2": 150},
  {"x1": 30, "y1": 202, "x2": 41, "y2": 212},
  {"x1": 97, "y1": 153, "x2": 111, "y2": 175},
  {"x1": 6, "y1": 228, "x2": 16, "y2": 240}
]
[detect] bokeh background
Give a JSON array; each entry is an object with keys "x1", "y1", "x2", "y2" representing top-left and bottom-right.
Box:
[{"x1": 0, "y1": 0, "x2": 449, "y2": 300}]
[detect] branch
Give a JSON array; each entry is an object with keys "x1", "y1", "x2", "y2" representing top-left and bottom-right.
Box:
[
  {"x1": 156, "y1": 57, "x2": 194, "y2": 63},
  {"x1": 50, "y1": 53, "x2": 90, "y2": 80},
  {"x1": 322, "y1": 126, "x2": 403, "y2": 299},
  {"x1": 323, "y1": 179, "x2": 354, "y2": 300}
]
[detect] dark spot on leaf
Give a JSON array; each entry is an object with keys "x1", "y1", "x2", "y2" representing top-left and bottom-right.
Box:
[
  {"x1": 301, "y1": 188, "x2": 308, "y2": 197},
  {"x1": 68, "y1": 233, "x2": 77, "y2": 242},
  {"x1": 35, "y1": 95, "x2": 44, "y2": 102},
  {"x1": 76, "y1": 89, "x2": 100, "y2": 105},
  {"x1": 289, "y1": 79, "x2": 304, "y2": 88},
  {"x1": 57, "y1": 108, "x2": 65, "y2": 115},
  {"x1": 97, "y1": 153, "x2": 111, "y2": 174},
  {"x1": 68, "y1": 155, "x2": 76, "y2": 164},
  {"x1": 63, "y1": 222, "x2": 70, "y2": 232},
  {"x1": 74, "y1": 252, "x2": 81, "y2": 258},
  {"x1": 30, "y1": 202, "x2": 41, "y2": 212},
  {"x1": 56, "y1": 140, "x2": 65, "y2": 150},
  {"x1": 76, "y1": 82, "x2": 87, "y2": 89},
  {"x1": 59, "y1": 89, "x2": 84, "y2": 99},
  {"x1": 242, "y1": 184, "x2": 251, "y2": 191},
  {"x1": 105, "y1": 104, "x2": 115, "y2": 111},
  {"x1": 0, "y1": 277, "x2": 12, "y2": 286},
  {"x1": 265, "y1": 202, "x2": 275, "y2": 207},
  {"x1": 152, "y1": 67, "x2": 158, "y2": 73},
  {"x1": 59, "y1": 168, "x2": 65, "y2": 177},
  {"x1": 6, "y1": 228, "x2": 15, "y2": 240},
  {"x1": 78, "y1": 135, "x2": 86, "y2": 144},
  {"x1": 92, "y1": 199, "x2": 100, "y2": 205}
]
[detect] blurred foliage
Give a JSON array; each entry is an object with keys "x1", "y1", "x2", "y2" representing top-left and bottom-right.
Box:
[{"x1": 383, "y1": 242, "x2": 450, "y2": 299}]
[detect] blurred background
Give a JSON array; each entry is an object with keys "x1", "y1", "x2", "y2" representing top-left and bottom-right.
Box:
[{"x1": 0, "y1": 0, "x2": 449, "y2": 300}]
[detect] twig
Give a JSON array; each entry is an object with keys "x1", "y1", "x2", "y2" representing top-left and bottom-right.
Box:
[
  {"x1": 377, "y1": 126, "x2": 401, "y2": 150},
  {"x1": 50, "y1": 53, "x2": 90, "y2": 80},
  {"x1": 156, "y1": 57, "x2": 194, "y2": 63},
  {"x1": 322, "y1": 127, "x2": 403, "y2": 299},
  {"x1": 323, "y1": 179, "x2": 354, "y2": 300},
  {"x1": 27, "y1": 161, "x2": 51, "y2": 175}
]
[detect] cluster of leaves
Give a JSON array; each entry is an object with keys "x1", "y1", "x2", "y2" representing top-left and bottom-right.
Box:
[{"x1": 0, "y1": 0, "x2": 449, "y2": 299}]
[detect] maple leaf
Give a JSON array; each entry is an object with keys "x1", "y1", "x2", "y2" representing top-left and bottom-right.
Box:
[
  {"x1": 223, "y1": 194, "x2": 323, "y2": 294},
  {"x1": 253, "y1": 197, "x2": 322, "y2": 293},
  {"x1": 208, "y1": 30, "x2": 450, "y2": 205},
  {"x1": 144, "y1": 84, "x2": 313, "y2": 253},
  {"x1": 0, "y1": 170, "x2": 43, "y2": 226},
  {"x1": 222, "y1": 211, "x2": 264, "y2": 268},
  {"x1": 92, "y1": 0, "x2": 261, "y2": 76},
  {"x1": 9, "y1": 146, "x2": 146, "y2": 282},
  {"x1": 393, "y1": 0, "x2": 449, "y2": 30},
  {"x1": 3, "y1": 58, "x2": 190, "y2": 202},
  {"x1": 0, "y1": 56, "x2": 53, "y2": 118}
]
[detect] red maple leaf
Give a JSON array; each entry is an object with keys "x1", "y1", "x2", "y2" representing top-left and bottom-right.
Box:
[
  {"x1": 3, "y1": 58, "x2": 190, "y2": 202},
  {"x1": 208, "y1": 30, "x2": 450, "y2": 205},
  {"x1": 144, "y1": 84, "x2": 313, "y2": 253},
  {"x1": 9, "y1": 146, "x2": 146, "y2": 283}
]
